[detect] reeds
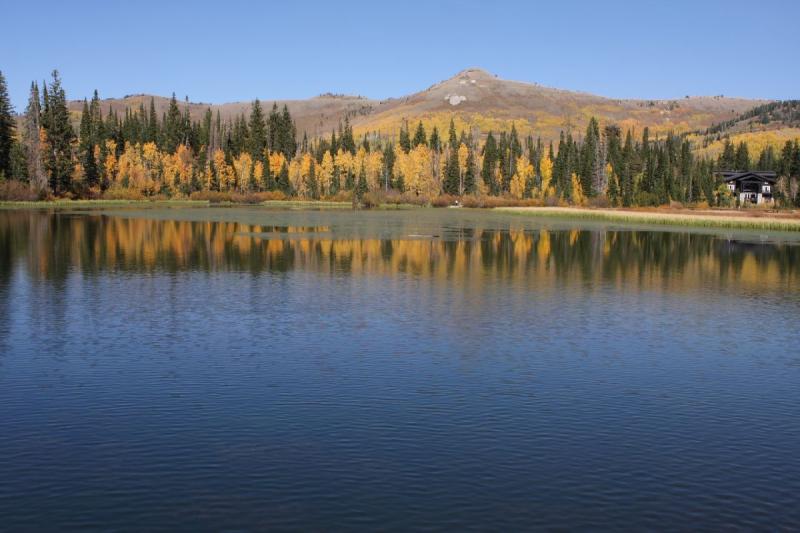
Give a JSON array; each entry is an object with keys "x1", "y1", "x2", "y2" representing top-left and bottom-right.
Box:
[{"x1": 497, "y1": 207, "x2": 800, "y2": 232}]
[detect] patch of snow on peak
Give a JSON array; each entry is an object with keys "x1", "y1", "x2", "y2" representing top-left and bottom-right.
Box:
[{"x1": 445, "y1": 94, "x2": 467, "y2": 106}]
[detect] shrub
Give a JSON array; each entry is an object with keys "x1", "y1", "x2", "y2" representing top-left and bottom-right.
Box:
[
  {"x1": 102, "y1": 187, "x2": 145, "y2": 201},
  {"x1": 360, "y1": 191, "x2": 382, "y2": 208},
  {"x1": 257, "y1": 190, "x2": 287, "y2": 201},
  {"x1": 0, "y1": 180, "x2": 40, "y2": 201},
  {"x1": 588, "y1": 195, "x2": 611, "y2": 208},
  {"x1": 634, "y1": 191, "x2": 660, "y2": 207},
  {"x1": 326, "y1": 190, "x2": 353, "y2": 203},
  {"x1": 431, "y1": 194, "x2": 458, "y2": 207},
  {"x1": 190, "y1": 190, "x2": 231, "y2": 203},
  {"x1": 230, "y1": 192, "x2": 264, "y2": 204}
]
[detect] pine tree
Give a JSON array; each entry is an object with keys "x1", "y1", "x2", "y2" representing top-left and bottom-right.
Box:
[
  {"x1": 43, "y1": 71, "x2": 75, "y2": 194},
  {"x1": 277, "y1": 161, "x2": 291, "y2": 194},
  {"x1": 22, "y1": 82, "x2": 45, "y2": 189},
  {"x1": 355, "y1": 162, "x2": 368, "y2": 200},
  {"x1": 307, "y1": 159, "x2": 319, "y2": 199},
  {"x1": 734, "y1": 142, "x2": 750, "y2": 171},
  {"x1": 429, "y1": 126, "x2": 441, "y2": 153},
  {"x1": 399, "y1": 122, "x2": 411, "y2": 153},
  {"x1": 383, "y1": 142, "x2": 395, "y2": 190},
  {"x1": 163, "y1": 93, "x2": 183, "y2": 154},
  {"x1": 719, "y1": 139, "x2": 736, "y2": 170},
  {"x1": 412, "y1": 121, "x2": 427, "y2": 148},
  {"x1": 248, "y1": 99, "x2": 267, "y2": 159},
  {"x1": 620, "y1": 130, "x2": 634, "y2": 206},
  {"x1": 146, "y1": 97, "x2": 158, "y2": 143},
  {"x1": 280, "y1": 104, "x2": 298, "y2": 157},
  {"x1": 464, "y1": 149, "x2": 476, "y2": 194},
  {"x1": 443, "y1": 150, "x2": 459, "y2": 194},
  {"x1": 0, "y1": 71, "x2": 16, "y2": 180},
  {"x1": 78, "y1": 99, "x2": 98, "y2": 188},
  {"x1": 448, "y1": 118, "x2": 458, "y2": 150},
  {"x1": 482, "y1": 131, "x2": 499, "y2": 195}
]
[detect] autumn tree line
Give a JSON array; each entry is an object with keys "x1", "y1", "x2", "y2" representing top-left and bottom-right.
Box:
[{"x1": 1, "y1": 70, "x2": 799, "y2": 206}]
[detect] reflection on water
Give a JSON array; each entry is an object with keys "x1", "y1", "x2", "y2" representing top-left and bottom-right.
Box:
[
  {"x1": 1, "y1": 208, "x2": 799, "y2": 531},
  {"x1": 1, "y1": 210, "x2": 799, "y2": 291}
]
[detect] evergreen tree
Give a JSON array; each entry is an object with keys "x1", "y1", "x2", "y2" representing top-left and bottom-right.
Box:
[
  {"x1": 23, "y1": 82, "x2": 45, "y2": 189},
  {"x1": 448, "y1": 118, "x2": 458, "y2": 150},
  {"x1": 579, "y1": 117, "x2": 600, "y2": 196},
  {"x1": 412, "y1": 121, "x2": 427, "y2": 148},
  {"x1": 248, "y1": 99, "x2": 267, "y2": 159},
  {"x1": 0, "y1": 71, "x2": 16, "y2": 179},
  {"x1": 443, "y1": 150, "x2": 459, "y2": 194},
  {"x1": 277, "y1": 161, "x2": 291, "y2": 194},
  {"x1": 620, "y1": 130, "x2": 634, "y2": 206},
  {"x1": 398, "y1": 122, "x2": 411, "y2": 153},
  {"x1": 719, "y1": 139, "x2": 736, "y2": 170},
  {"x1": 280, "y1": 104, "x2": 298, "y2": 157},
  {"x1": 146, "y1": 97, "x2": 158, "y2": 143},
  {"x1": 429, "y1": 125, "x2": 441, "y2": 152},
  {"x1": 78, "y1": 99, "x2": 98, "y2": 187},
  {"x1": 355, "y1": 162, "x2": 368, "y2": 200},
  {"x1": 162, "y1": 93, "x2": 183, "y2": 153},
  {"x1": 734, "y1": 142, "x2": 750, "y2": 171},
  {"x1": 307, "y1": 159, "x2": 319, "y2": 199},
  {"x1": 481, "y1": 131, "x2": 499, "y2": 195},
  {"x1": 383, "y1": 142, "x2": 395, "y2": 190},
  {"x1": 43, "y1": 71, "x2": 75, "y2": 194},
  {"x1": 464, "y1": 149, "x2": 476, "y2": 194}
]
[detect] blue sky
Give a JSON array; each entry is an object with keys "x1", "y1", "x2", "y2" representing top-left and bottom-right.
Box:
[{"x1": 1, "y1": 0, "x2": 798, "y2": 111}]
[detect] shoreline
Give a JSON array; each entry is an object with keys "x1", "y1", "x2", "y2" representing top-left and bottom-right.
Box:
[
  {"x1": 497, "y1": 206, "x2": 800, "y2": 232},
  {"x1": 2, "y1": 199, "x2": 800, "y2": 231}
]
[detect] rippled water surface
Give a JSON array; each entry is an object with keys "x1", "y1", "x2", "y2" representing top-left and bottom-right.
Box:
[{"x1": 1, "y1": 207, "x2": 799, "y2": 530}]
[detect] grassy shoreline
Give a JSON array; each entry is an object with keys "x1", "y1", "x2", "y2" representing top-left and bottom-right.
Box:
[
  {"x1": 3, "y1": 199, "x2": 800, "y2": 231},
  {"x1": 497, "y1": 206, "x2": 800, "y2": 231}
]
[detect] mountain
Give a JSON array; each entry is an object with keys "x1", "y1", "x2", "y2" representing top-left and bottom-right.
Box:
[{"x1": 68, "y1": 68, "x2": 769, "y2": 142}]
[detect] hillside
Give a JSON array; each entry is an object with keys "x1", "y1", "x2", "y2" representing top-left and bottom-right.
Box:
[{"x1": 67, "y1": 68, "x2": 768, "y2": 142}]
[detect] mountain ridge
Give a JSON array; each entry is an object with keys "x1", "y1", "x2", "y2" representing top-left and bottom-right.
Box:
[{"x1": 67, "y1": 68, "x2": 771, "y2": 142}]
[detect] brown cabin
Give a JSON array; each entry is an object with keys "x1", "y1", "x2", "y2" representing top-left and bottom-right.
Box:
[{"x1": 719, "y1": 171, "x2": 776, "y2": 205}]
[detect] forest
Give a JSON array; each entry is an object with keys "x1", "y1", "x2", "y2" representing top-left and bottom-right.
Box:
[{"x1": 1, "y1": 70, "x2": 799, "y2": 207}]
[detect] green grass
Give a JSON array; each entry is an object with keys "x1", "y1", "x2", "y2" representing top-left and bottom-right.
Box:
[
  {"x1": 0, "y1": 199, "x2": 208, "y2": 209},
  {"x1": 497, "y1": 206, "x2": 800, "y2": 232},
  {"x1": 0, "y1": 198, "x2": 423, "y2": 211}
]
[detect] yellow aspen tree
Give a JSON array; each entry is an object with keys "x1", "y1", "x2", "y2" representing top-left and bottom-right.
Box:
[
  {"x1": 408, "y1": 144, "x2": 436, "y2": 198},
  {"x1": 366, "y1": 151, "x2": 383, "y2": 191},
  {"x1": 213, "y1": 149, "x2": 233, "y2": 191},
  {"x1": 268, "y1": 151, "x2": 286, "y2": 177},
  {"x1": 142, "y1": 142, "x2": 161, "y2": 191},
  {"x1": 457, "y1": 143, "x2": 469, "y2": 193},
  {"x1": 510, "y1": 155, "x2": 533, "y2": 199},
  {"x1": 540, "y1": 154, "x2": 554, "y2": 199},
  {"x1": 233, "y1": 152, "x2": 253, "y2": 192},
  {"x1": 319, "y1": 151, "x2": 334, "y2": 196},
  {"x1": 175, "y1": 144, "x2": 194, "y2": 192},
  {"x1": 253, "y1": 160, "x2": 264, "y2": 190},
  {"x1": 289, "y1": 159, "x2": 304, "y2": 196},
  {"x1": 104, "y1": 140, "x2": 118, "y2": 186},
  {"x1": 336, "y1": 148, "x2": 354, "y2": 178},
  {"x1": 570, "y1": 172, "x2": 585, "y2": 205}
]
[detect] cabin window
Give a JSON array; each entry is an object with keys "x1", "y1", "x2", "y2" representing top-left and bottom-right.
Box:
[{"x1": 763, "y1": 185, "x2": 771, "y2": 192}]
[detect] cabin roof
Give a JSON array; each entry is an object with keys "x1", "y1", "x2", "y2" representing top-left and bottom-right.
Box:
[{"x1": 719, "y1": 171, "x2": 777, "y2": 183}]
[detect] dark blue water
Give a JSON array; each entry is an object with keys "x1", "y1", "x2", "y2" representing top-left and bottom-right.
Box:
[{"x1": 1, "y1": 208, "x2": 799, "y2": 530}]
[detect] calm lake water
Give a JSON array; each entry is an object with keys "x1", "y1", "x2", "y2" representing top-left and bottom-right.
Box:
[{"x1": 1, "y1": 207, "x2": 799, "y2": 530}]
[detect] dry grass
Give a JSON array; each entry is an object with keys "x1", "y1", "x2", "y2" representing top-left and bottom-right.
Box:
[
  {"x1": 0, "y1": 181, "x2": 46, "y2": 201},
  {"x1": 498, "y1": 206, "x2": 800, "y2": 231}
]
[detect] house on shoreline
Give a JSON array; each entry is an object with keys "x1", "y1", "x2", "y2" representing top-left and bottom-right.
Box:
[{"x1": 719, "y1": 171, "x2": 776, "y2": 205}]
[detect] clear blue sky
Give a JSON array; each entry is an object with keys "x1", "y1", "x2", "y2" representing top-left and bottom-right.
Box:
[{"x1": 2, "y1": 0, "x2": 798, "y2": 111}]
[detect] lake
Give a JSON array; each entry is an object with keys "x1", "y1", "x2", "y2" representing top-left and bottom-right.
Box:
[{"x1": 1, "y1": 206, "x2": 799, "y2": 530}]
